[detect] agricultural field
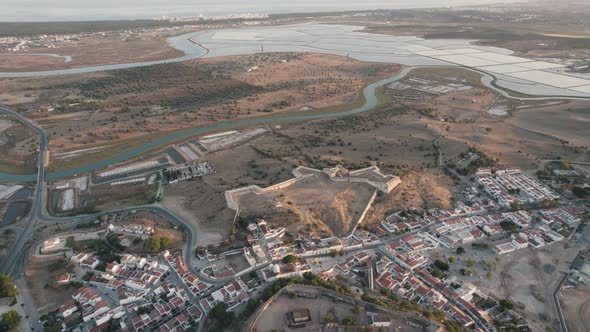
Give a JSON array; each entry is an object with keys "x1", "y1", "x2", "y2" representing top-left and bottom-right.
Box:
[{"x1": 506, "y1": 100, "x2": 590, "y2": 148}]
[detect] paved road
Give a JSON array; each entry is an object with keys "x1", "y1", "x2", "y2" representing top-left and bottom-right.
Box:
[{"x1": 0, "y1": 106, "x2": 48, "y2": 277}]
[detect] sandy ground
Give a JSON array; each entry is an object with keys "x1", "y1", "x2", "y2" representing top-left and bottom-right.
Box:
[
  {"x1": 161, "y1": 195, "x2": 232, "y2": 247},
  {"x1": 441, "y1": 240, "x2": 583, "y2": 332},
  {"x1": 560, "y1": 285, "x2": 590, "y2": 332},
  {"x1": 24, "y1": 257, "x2": 77, "y2": 314}
]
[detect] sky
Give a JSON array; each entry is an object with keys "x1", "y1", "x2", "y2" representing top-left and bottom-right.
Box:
[{"x1": 0, "y1": 0, "x2": 523, "y2": 22}]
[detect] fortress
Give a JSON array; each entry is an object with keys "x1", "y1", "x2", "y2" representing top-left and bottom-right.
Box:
[{"x1": 225, "y1": 165, "x2": 401, "y2": 211}]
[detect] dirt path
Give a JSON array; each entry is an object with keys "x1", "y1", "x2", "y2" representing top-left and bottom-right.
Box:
[{"x1": 579, "y1": 299, "x2": 590, "y2": 332}]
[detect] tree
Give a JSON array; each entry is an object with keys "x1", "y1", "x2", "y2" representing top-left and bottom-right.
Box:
[
  {"x1": 0, "y1": 275, "x2": 16, "y2": 298},
  {"x1": 70, "y1": 280, "x2": 84, "y2": 288},
  {"x1": 467, "y1": 258, "x2": 475, "y2": 267},
  {"x1": 448, "y1": 256, "x2": 456, "y2": 264},
  {"x1": 572, "y1": 186, "x2": 590, "y2": 198},
  {"x1": 434, "y1": 259, "x2": 450, "y2": 271},
  {"x1": 456, "y1": 246, "x2": 465, "y2": 255},
  {"x1": 500, "y1": 221, "x2": 519, "y2": 232},
  {"x1": 146, "y1": 237, "x2": 172, "y2": 253},
  {"x1": 560, "y1": 160, "x2": 570, "y2": 170},
  {"x1": 210, "y1": 303, "x2": 229, "y2": 320},
  {"x1": 281, "y1": 255, "x2": 297, "y2": 264},
  {"x1": 326, "y1": 312, "x2": 335, "y2": 323},
  {"x1": 432, "y1": 268, "x2": 443, "y2": 278},
  {"x1": 1, "y1": 310, "x2": 21, "y2": 330},
  {"x1": 342, "y1": 316, "x2": 355, "y2": 326},
  {"x1": 207, "y1": 302, "x2": 235, "y2": 330},
  {"x1": 499, "y1": 299, "x2": 514, "y2": 310}
]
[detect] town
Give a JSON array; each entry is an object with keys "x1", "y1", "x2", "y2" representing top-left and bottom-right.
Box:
[{"x1": 1, "y1": 162, "x2": 586, "y2": 331}]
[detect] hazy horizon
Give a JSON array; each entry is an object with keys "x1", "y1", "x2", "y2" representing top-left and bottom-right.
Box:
[{"x1": 1, "y1": 0, "x2": 526, "y2": 22}]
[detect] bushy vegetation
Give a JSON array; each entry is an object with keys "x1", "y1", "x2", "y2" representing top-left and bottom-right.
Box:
[
  {"x1": 281, "y1": 254, "x2": 297, "y2": 264},
  {"x1": 500, "y1": 221, "x2": 519, "y2": 232},
  {"x1": 146, "y1": 237, "x2": 172, "y2": 253},
  {"x1": 0, "y1": 310, "x2": 21, "y2": 331},
  {"x1": 572, "y1": 186, "x2": 590, "y2": 198},
  {"x1": 0, "y1": 275, "x2": 17, "y2": 298},
  {"x1": 261, "y1": 272, "x2": 351, "y2": 301},
  {"x1": 471, "y1": 243, "x2": 490, "y2": 250}
]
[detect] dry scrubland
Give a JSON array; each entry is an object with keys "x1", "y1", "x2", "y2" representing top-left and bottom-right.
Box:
[
  {"x1": 390, "y1": 68, "x2": 590, "y2": 169},
  {"x1": 250, "y1": 106, "x2": 462, "y2": 223},
  {"x1": 443, "y1": 242, "x2": 582, "y2": 332},
  {"x1": 0, "y1": 117, "x2": 38, "y2": 173},
  {"x1": 162, "y1": 103, "x2": 461, "y2": 242},
  {"x1": 0, "y1": 53, "x2": 399, "y2": 169}
]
